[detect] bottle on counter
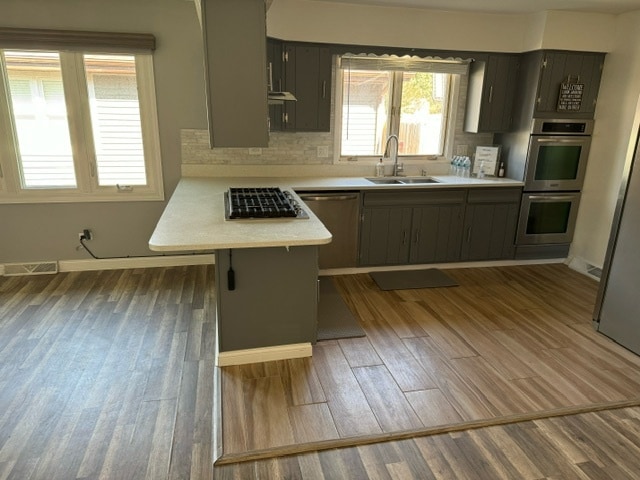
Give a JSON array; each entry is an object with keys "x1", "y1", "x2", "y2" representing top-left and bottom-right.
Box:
[
  {"x1": 375, "y1": 158, "x2": 385, "y2": 177},
  {"x1": 477, "y1": 159, "x2": 486, "y2": 179},
  {"x1": 498, "y1": 161, "x2": 505, "y2": 178},
  {"x1": 462, "y1": 156, "x2": 471, "y2": 178},
  {"x1": 449, "y1": 157, "x2": 457, "y2": 175}
]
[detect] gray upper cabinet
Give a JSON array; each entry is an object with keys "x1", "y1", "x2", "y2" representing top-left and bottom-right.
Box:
[
  {"x1": 535, "y1": 51, "x2": 604, "y2": 117},
  {"x1": 359, "y1": 190, "x2": 465, "y2": 266},
  {"x1": 513, "y1": 50, "x2": 605, "y2": 122},
  {"x1": 200, "y1": 0, "x2": 269, "y2": 147},
  {"x1": 270, "y1": 42, "x2": 332, "y2": 132},
  {"x1": 464, "y1": 54, "x2": 519, "y2": 133},
  {"x1": 460, "y1": 188, "x2": 521, "y2": 261}
]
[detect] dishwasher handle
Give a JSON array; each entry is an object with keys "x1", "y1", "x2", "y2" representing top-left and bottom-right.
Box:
[{"x1": 298, "y1": 193, "x2": 359, "y2": 202}]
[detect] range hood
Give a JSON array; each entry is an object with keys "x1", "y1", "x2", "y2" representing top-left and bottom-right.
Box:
[
  {"x1": 268, "y1": 91, "x2": 296, "y2": 105},
  {"x1": 267, "y1": 54, "x2": 296, "y2": 104}
]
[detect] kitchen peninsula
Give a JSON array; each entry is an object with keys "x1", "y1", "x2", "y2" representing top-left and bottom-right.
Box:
[
  {"x1": 150, "y1": 175, "x2": 523, "y2": 365},
  {"x1": 149, "y1": 177, "x2": 332, "y2": 366}
]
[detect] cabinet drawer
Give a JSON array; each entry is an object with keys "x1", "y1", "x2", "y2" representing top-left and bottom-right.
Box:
[
  {"x1": 467, "y1": 188, "x2": 522, "y2": 204},
  {"x1": 363, "y1": 189, "x2": 466, "y2": 207}
]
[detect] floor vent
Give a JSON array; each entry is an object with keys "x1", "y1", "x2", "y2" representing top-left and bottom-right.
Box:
[
  {"x1": 3, "y1": 261, "x2": 59, "y2": 276},
  {"x1": 587, "y1": 264, "x2": 603, "y2": 279}
]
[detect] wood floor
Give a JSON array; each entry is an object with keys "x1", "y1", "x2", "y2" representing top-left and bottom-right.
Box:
[
  {"x1": 219, "y1": 263, "x2": 640, "y2": 466},
  {"x1": 3, "y1": 263, "x2": 640, "y2": 479},
  {"x1": 0, "y1": 266, "x2": 216, "y2": 480},
  {"x1": 215, "y1": 405, "x2": 640, "y2": 479}
]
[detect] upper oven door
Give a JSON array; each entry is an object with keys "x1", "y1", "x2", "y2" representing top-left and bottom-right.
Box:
[{"x1": 525, "y1": 135, "x2": 591, "y2": 191}]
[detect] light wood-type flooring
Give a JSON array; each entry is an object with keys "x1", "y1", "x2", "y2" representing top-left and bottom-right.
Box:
[
  {"x1": 219, "y1": 263, "x2": 640, "y2": 467},
  {"x1": 3, "y1": 263, "x2": 640, "y2": 479}
]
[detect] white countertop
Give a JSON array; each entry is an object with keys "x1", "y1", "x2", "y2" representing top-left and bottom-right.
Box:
[
  {"x1": 149, "y1": 177, "x2": 333, "y2": 252},
  {"x1": 149, "y1": 175, "x2": 523, "y2": 252}
]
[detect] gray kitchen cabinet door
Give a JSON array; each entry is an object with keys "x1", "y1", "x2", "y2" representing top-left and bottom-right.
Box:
[
  {"x1": 283, "y1": 44, "x2": 332, "y2": 132},
  {"x1": 409, "y1": 204, "x2": 465, "y2": 264},
  {"x1": 460, "y1": 188, "x2": 520, "y2": 261},
  {"x1": 465, "y1": 54, "x2": 519, "y2": 133},
  {"x1": 536, "y1": 51, "x2": 605, "y2": 118},
  {"x1": 359, "y1": 206, "x2": 412, "y2": 266}
]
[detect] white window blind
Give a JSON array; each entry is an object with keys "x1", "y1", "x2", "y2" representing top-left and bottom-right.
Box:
[
  {"x1": 0, "y1": 27, "x2": 162, "y2": 203},
  {"x1": 339, "y1": 54, "x2": 470, "y2": 75},
  {"x1": 338, "y1": 54, "x2": 466, "y2": 158}
]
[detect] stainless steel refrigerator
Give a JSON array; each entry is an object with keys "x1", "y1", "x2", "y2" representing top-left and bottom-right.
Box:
[{"x1": 594, "y1": 126, "x2": 640, "y2": 355}]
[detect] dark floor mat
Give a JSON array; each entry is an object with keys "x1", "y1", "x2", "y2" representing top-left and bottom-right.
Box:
[
  {"x1": 317, "y1": 278, "x2": 365, "y2": 341},
  {"x1": 370, "y1": 268, "x2": 459, "y2": 291}
]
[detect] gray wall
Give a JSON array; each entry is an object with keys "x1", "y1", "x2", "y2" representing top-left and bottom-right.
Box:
[{"x1": 0, "y1": 0, "x2": 207, "y2": 263}]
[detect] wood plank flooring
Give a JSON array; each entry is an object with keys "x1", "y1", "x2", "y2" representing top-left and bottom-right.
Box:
[
  {"x1": 219, "y1": 264, "x2": 640, "y2": 465},
  {"x1": 0, "y1": 266, "x2": 216, "y2": 480},
  {"x1": 215, "y1": 406, "x2": 640, "y2": 479},
  {"x1": 4, "y1": 263, "x2": 640, "y2": 479}
]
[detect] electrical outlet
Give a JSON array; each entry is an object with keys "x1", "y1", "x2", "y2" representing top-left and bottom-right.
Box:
[
  {"x1": 317, "y1": 146, "x2": 329, "y2": 158},
  {"x1": 248, "y1": 148, "x2": 262, "y2": 155},
  {"x1": 456, "y1": 144, "x2": 468, "y2": 155},
  {"x1": 79, "y1": 229, "x2": 92, "y2": 241}
]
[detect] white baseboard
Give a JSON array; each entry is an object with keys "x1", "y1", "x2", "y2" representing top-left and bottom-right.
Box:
[
  {"x1": 216, "y1": 343, "x2": 312, "y2": 367},
  {"x1": 566, "y1": 255, "x2": 602, "y2": 281},
  {"x1": 58, "y1": 254, "x2": 215, "y2": 272}
]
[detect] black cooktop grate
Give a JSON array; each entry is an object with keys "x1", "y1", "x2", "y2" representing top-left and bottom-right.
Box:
[{"x1": 225, "y1": 187, "x2": 307, "y2": 219}]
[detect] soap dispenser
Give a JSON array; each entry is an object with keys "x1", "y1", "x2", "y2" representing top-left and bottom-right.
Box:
[{"x1": 376, "y1": 158, "x2": 385, "y2": 177}]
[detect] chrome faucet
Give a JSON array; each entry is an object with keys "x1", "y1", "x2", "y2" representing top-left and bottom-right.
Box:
[{"x1": 383, "y1": 134, "x2": 403, "y2": 176}]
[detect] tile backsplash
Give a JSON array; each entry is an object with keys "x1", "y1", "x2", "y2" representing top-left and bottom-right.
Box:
[
  {"x1": 181, "y1": 70, "x2": 494, "y2": 169},
  {"x1": 181, "y1": 129, "x2": 335, "y2": 165}
]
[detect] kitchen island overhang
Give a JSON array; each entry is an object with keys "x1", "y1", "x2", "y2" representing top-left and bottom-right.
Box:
[{"x1": 149, "y1": 177, "x2": 332, "y2": 366}]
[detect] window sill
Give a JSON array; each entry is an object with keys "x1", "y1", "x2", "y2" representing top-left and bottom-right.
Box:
[{"x1": 0, "y1": 191, "x2": 165, "y2": 204}]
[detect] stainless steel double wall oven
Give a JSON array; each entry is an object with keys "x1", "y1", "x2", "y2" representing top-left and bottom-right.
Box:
[{"x1": 502, "y1": 118, "x2": 594, "y2": 258}]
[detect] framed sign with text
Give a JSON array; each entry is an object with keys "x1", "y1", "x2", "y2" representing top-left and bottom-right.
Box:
[
  {"x1": 473, "y1": 145, "x2": 501, "y2": 176},
  {"x1": 557, "y1": 77, "x2": 584, "y2": 112}
]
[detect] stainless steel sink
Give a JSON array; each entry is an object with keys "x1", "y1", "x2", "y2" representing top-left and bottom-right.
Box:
[
  {"x1": 399, "y1": 177, "x2": 441, "y2": 184},
  {"x1": 366, "y1": 177, "x2": 405, "y2": 184},
  {"x1": 366, "y1": 176, "x2": 441, "y2": 185}
]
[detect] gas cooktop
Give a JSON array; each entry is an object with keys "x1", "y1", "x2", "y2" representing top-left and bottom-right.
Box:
[{"x1": 224, "y1": 187, "x2": 308, "y2": 220}]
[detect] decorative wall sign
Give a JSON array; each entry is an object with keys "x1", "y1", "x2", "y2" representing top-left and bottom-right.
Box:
[{"x1": 557, "y1": 77, "x2": 584, "y2": 112}]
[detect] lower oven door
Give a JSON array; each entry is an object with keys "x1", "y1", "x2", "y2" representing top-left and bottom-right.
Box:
[{"x1": 517, "y1": 192, "x2": 581, "y2": 245}]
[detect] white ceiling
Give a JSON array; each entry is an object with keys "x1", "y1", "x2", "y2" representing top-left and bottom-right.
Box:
[{"x1": 309, "y1": 0, "x2": 640, "y2": 15}]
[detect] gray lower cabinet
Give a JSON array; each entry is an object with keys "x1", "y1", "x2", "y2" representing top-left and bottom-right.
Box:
[
  {"x1": 359, "y1": 190, "x2": 465, "y2": 266},
  {"x1": 460, "y1": 188, "x2": 521, "y2": 261},
  {"x1": 214, "y1": 246, "x2": 319, "y2": 352}
]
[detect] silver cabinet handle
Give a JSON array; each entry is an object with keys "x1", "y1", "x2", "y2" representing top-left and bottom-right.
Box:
[
  {"x1": 402, "y1": 231, "x2": 407, "y2": 245},
  {"x1": 298, "y1": 194, "x2": 358, "y2": 202},
  {"x1": 488, "y1": 85, "x2": 493, "y2": 103},
  {"x1": 282, "y1": 112, "x2": 288, "y2": 124},
  {"x1": 322, "y1": 80, "x2": 327, "y2": 99},
  {"x1": 467, "y1": 226, "x2": 472, "y2": 242},
  {"x1": 528, "y1": 195, "x2": 576, "y2": 201},
  {"x1": 268, "y1": 62, "x2": 273, "y2": 91}
]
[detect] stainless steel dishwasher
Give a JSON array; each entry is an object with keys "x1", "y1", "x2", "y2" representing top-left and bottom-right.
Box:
[{"x1": 297, "y1": 191, "x2": 360, "y2": 269}]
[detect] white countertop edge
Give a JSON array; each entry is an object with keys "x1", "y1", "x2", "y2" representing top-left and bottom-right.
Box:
[{"x1": 148, "y1": 237, "x2": 332, "y2": 252}]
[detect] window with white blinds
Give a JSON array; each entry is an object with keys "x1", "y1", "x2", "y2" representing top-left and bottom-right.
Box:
[
  {"x1": 337, "y1": 54, "x2": 469, "y2": 160},
  {"x1": 0, "y1": 31, "x2": 162, "y2": 203}
]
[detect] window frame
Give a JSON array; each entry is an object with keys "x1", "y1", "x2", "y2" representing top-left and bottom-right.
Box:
[
  {"x1": 0, "y1": 48, "x2": 163, "y2": 204},
  {"x1": 334, "y1": 55, "x2": 464, "y2": 166}
]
